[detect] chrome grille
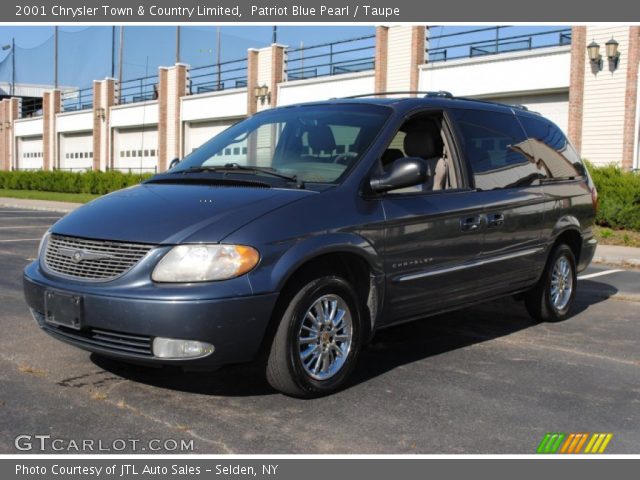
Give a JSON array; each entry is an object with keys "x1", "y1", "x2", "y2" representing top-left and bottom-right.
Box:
[{"x1": 44, "y1": 234, "x2": 154, "y2": 281}]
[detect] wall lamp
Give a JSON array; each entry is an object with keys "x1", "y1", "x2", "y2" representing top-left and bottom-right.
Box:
[
  {"x1": 605, "y1": 37, "x2": 620, "y2": 69},
  {"x1": 254, "y1": 84, "x2": 271, "y2": 106},
  {"x1": 95, "y1": 107, "x2": 106, "y2": 121},
  {"x1": 588, "y1": 37, "x2": 621, "y2": 71},
  {"x1": 587, "y1": 40, "x2": 603, "y2": 70}
]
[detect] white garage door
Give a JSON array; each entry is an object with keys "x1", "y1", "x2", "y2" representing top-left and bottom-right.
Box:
[
  {"x1": 17, "y1": 136, "x2": 43, "y2": 170},
  {"x1": 114, "y1": 128, "x2": 158, "y2": 173},
  {"x1": 183, "y1": 119, "x2": 239, "y2": 156},
  {"x1": 483, "y1": 92, "x2": 569, "y2": 133},
  {"x1": 59, "y1": 132, "x2": 93, "y2": 171}
]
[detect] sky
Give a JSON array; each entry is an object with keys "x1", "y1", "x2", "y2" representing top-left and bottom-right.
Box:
[{"x1": 0, "y1": 25, "x2": 569, "y2": 90}]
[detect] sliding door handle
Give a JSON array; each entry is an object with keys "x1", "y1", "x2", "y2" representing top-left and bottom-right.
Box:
[
  {"x1": 460, "y1": 215, "x2": 482, "y2": 232},
  {"x1": 487, "y1": 213, "x2": 505, "y2": 228}
]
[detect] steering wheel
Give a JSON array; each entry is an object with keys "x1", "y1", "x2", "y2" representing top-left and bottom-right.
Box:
[{"x1": 332, "y1": 152, "x2": 358, "y2": 165}]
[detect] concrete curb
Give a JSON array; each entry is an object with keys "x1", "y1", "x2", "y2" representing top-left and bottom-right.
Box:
[
  {"x1": 0, "y1": 198, "x2": 81, "y2": 213},
  {"x1": 592, "y1": 256, "x2": 640, "y2": 267}
]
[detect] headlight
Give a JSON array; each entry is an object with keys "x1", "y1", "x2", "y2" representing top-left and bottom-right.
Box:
[{"x1": 152, "y1": 244, "x2": 260, "y2": 282}]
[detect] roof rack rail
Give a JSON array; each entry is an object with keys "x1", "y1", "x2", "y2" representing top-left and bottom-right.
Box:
[{"x1": 337, "y1": 91, "x2": 454, "y2": 99}]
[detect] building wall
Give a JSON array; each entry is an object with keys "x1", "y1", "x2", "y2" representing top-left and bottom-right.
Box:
[
  {"x1": 1, "y1": 28, "x2": 637, "y2": 172},
  {"x1": 278, "y1": 71, "x2": 374, "y2": 106},
  {"x1": 420, "y1": 47, "x2": 571, "y2": 98},
  {"x1": 581, "y1": 26, "x2": 630, "y2": 166}
]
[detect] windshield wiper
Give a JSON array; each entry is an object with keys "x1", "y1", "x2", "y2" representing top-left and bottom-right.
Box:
[{"x1": 177, "y1": 163, "x2": 304, "y2": 188}]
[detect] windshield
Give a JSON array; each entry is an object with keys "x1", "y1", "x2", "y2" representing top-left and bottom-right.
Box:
[{"x1": 172, "y1": 104, "x2": 391, "y2": 183}]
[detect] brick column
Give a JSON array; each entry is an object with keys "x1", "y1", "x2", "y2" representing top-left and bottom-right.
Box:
[
  {"x1": 92, "y1": 78, "x2": 117, "y2": 171},
  {"x1": 568, "y1": 26, "x2": 587, "y2": 153},
  {"x1": 0, "y1": 101, "x2": 6, "y2": 171},
  {"x1": 374, "y1": 26, "x2": 389, "y2": 94},
  {"x1": 247, "y1": 49, "x2": 259, "y2": 116},
  {"x1": 250, "y1": 44, "x2": 286, "y2": 113},
  {"x1": 381, "y1": 26, "x2": 426, "y2": 96},
  {"x1": 409, "y1": 26, "x2": 426, "y2": 93},
  {"x1": 270, "y1": 44, "x2": 286, "y2": 107},
  {"x1": 1, "y1": 98, "x2": 19, "y2": 170},
  {"x1": 158, "y1": 63, "x2": 189, "y2": 172},
  {"x1": 43, "y1": 90, "x2": 61, "y2": 171},
  {"x1": 622, "y1": 26, "x2": 640, "y2": 171}
]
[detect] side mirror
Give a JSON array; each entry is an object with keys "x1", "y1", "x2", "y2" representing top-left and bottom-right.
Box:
[
  {"x1": 369, "y1": 157, "x2": 428, "y2": 193},
  {"x1": 169, "y1": 158, "x2": 180, "y2": 169}
]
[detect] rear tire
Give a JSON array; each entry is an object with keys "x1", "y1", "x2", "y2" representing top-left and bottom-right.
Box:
[
  {"x1": 525, "y1": 244, "x2": 577, "y2": 322},
  {"x1": 266, "y1": 275, "x2": 363, "y2": 398}
]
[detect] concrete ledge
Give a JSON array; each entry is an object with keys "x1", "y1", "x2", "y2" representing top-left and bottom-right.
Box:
[{"x1": 0, "y1": 197, "x2": 81, "y2": 213}]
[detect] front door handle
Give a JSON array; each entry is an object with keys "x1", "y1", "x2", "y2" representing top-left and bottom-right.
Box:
[
  {"x1": 460, "y1": 215, "x2": 482, "y2": 232},
  {"x1": 487, "y1": 213, "x2": 505, "y2": 228}
]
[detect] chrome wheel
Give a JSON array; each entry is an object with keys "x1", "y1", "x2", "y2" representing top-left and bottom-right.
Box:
[
  {"x1": 297, "y1": 294, "x2": 353, "y2": 381},
  {"x1": 550, "y1": 255, "x2": 573, "y2": 311}
]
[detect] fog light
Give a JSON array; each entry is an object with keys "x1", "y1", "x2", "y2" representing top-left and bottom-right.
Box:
[{"x1": 152, "y1": 337, "x2": 215, "y2": 359}]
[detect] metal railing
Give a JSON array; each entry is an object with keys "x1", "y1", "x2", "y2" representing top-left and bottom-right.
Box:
[
  {"x1": 62, "y1": 87, "x2": 94, "y2": 112},
  {"x1": 427, "y1": 26, "x2": 572, "y2": 63},
  {"x1": 189, "y1": 57, "x2": 248, "y2": 94},
  {"x1": 19, "y1": 97, "x2": 43, "y2": 118},
  {"x1": 285, "y1": 35, "x2": 376, "y2": 81},
  {"x1": 118, "y1": 74, "x2": 159, "y2": 105}
]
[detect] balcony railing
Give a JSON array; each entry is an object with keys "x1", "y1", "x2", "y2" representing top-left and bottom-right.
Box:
[
  {"x1": 427, "y1": 26, "x2": 572, "y2": 63},
  {"x1": 118, "y1": 74, "x2": 159, "y2": 105},
  {"x1": 285, "y1": 35, "x2": 376, "y2": 81},
  {"x1": 189, "y1": 57, "x2": 248, "y2": 94},
  {"x1": 62, "y1": 87, "x2": 94, "y2": 112},
  {"x1": 19, "y1": 97, "x2": 43, "y2": 119}
]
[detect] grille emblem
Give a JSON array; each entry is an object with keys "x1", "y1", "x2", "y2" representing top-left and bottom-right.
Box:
[{"x1": 57, "y1": 246, "x2": 114, "y2": 263}]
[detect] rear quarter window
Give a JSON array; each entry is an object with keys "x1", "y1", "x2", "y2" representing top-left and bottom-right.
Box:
[{"x1": 516, "y1": 115, "x2": 586, "y2": 180}]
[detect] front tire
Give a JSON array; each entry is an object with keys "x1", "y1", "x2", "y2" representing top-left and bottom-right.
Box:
[
  {"x1": 525, "y1": 244, "x2": 577, "y2": 322},
  {"x1": 266, "y1": 275, "x2": 363, "y2": 398}
]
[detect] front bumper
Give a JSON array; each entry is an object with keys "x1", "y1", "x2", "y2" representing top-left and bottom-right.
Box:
[{"x1": 23, "y1": 263, "x2": 279, "y2": 369}]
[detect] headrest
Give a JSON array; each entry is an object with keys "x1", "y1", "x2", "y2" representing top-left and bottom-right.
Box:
[
  {"x1": 307, "y1": 125, "x2": 336, "y2": 153},
  {"x1": 403, "y1": 120, "x2": 443, "y2": 159},
  {"x1": 381, "y1": 148, "x2": 404, "y2": 166}
]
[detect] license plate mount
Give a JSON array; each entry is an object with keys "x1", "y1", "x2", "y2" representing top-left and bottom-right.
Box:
[{"x1": 44, "y1": 290, "x2": 83, "y2": 330}]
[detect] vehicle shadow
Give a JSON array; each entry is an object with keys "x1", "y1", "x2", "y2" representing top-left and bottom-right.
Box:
[
  {"x1": 351, "y1": 279, "x2": 617, "y2": 387},
  {"x1": 92, "y1": 280, "x2": 617, "y2": 397}
]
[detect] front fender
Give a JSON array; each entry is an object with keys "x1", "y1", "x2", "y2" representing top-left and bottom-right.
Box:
[{"x1": 262, "y1": 232, "x2": 384, "y2": 293}]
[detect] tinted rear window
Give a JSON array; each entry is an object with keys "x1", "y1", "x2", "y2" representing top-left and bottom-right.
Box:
[
  {"x1": 517, "y1": 115, "x2": 585, "y2": 180},
  {"x1": 450, "y1": 109, "x2": 544, "y2": 190}
]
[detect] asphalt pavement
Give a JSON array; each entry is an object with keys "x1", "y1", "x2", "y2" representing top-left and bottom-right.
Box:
[{"x1": 0, "y1": 206, "x2": 638, "y2": 454}]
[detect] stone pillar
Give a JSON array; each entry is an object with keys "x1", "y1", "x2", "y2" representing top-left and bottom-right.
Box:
[
  {"x1": 158, "y1": 63, "x2": 189, "y2": 172},
  {"x1": 622, "y1": 26, "x2": 640, "y2": 171},
  {"x1": 43, "y1": 90, "x2": 61, "y2": 171},
  {"x1": 93, "y1": 78, "x2": 117, "y2": 171},
  {"x1": 568, "y1": 26, "x2": 586, "y2": 153}
]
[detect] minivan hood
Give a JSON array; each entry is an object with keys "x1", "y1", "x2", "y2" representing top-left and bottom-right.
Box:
[{"x1": 51, "y1": 184, "x2": 313, "y2": 244}]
